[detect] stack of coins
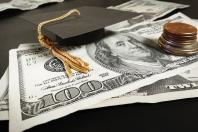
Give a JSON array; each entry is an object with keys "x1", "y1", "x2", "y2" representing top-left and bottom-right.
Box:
[{"x1": 159, "y1": 22, "x2": 198, "y2": 55}]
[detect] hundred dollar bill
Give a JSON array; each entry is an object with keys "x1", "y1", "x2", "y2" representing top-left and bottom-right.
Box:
[
  {"x1": 0, "y1": 0, "x2": 63, "y2": 12},
  {"x1": 107, "y1": 0, "x2": 189, "y2": 31},
  {"x1": 117, "y1": 12, "x2": 197, "y2": 47},
  {"x1": 1, "y1": 41, "x2": 198, "y2": 121},
  {"x1": 88, "y1": 67, "x2": 198, "y2": 108},
  {"x1": 9, "y1": 32, "x2": 198, "y2": 131},
  {"x1": 0, "y1": 44, "x2": 41, "y2": 121},
  {"x1": 86, "y1": 13, "x2": 198, "y2": 108}
]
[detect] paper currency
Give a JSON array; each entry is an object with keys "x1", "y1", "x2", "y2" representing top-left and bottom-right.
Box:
[
  {"x1": 0, "y1": 0, "x2": 63, "y2": 12},
  {"x1": 0, "y1": 68, "x2": 9, "y2": 120},
  {"x1": 86, "y1": 14, "x2": 198, "y2": 109},
  {"x1": 1, "y1": 15, "x2": 198, "y2": 122},
  {"x1": 2, "y1": 42, "x2": 198, "y2": 113},
  {"x1": 117, "y1": 13, "x2": 198, "y2": 49},
  {"x1": 9, "y1": 30, "x2": 198, "y2": 131},
  {"x1": 2, "y1": 42, "x2": 198, "y2": 120},
  {"x1": 107, "y1": 0, "x2": 189, "y2": 31},
  {"x1": 0, "y1": 44, "x2": 41, "y2": 121},
  {"x1": 0, "y1": 0, "x2": 191, "y2": 121},
  {"x1": 89, "y1": 67, "x2": 198, "y2": 109}
]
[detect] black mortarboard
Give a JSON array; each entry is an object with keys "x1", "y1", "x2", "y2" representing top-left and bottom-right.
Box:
[{"x1": 21, "y1": 6, "x2": 139, "y2": 45}]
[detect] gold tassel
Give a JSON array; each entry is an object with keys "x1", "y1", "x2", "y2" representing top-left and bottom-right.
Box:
[{"x1": 37, "y1": 9, "x2": 90, "y2": 78}]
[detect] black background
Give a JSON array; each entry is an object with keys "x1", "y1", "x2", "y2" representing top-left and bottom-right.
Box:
[{"x1": 0, "y1": 0, "x2": 198, "y2": 132}]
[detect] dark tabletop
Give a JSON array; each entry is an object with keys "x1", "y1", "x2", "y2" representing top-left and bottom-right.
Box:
[{"x1": 0, "y1": 0, "x2": 198, "y2": 132}]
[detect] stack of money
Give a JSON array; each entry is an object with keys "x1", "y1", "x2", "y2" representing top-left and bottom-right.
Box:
[
  {"x1": 3, "y1": 1, "x2": 198, "y2": 132},
  {"x1": 7, "y1": 13, "x2": 198, "y2": 132},
  {"x1": 159, "y1": 22, "x2": 198, "y2": 55}
]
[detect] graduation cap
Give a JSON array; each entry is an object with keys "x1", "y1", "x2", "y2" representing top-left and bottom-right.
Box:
[
  {"x1": 21, "y1": 6, "x2": 139, "y2": 45},
  {"x1": 20, "y1": 6, "x2": 139, "y2": 77}
]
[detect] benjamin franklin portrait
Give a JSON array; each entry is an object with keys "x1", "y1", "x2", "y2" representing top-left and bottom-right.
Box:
[{"x1": 87, "y1": 33, "x2": 173, "y2": 75}]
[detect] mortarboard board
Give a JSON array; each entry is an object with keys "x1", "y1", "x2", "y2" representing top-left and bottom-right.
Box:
[{"x1": 21, "y1": 6, "x2": 139, "y2": 45}]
